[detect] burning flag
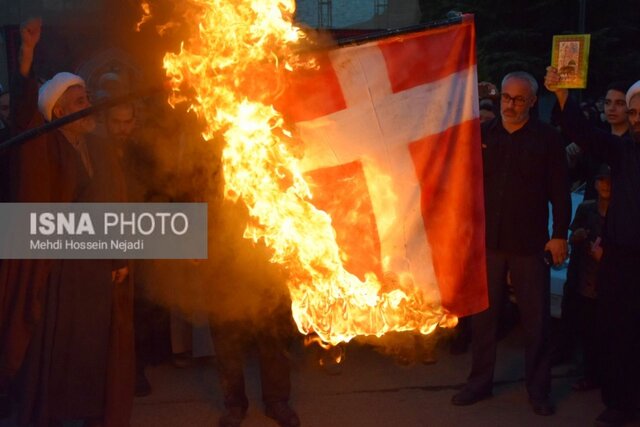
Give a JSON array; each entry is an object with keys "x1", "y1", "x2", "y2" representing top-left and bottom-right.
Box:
[
  {"x1": 160, "y1": 1, "x2": 487, "y2": 345},
  {"x1": 279, "y1": 15, "x2": 488, "y2": 321}
]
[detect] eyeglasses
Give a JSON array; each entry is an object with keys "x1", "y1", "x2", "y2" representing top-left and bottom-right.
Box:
[{"x1": 500, "y1": 93, "x2": 528, "y2": 106}]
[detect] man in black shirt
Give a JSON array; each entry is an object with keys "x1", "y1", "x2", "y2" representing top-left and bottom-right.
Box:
[
  {"x1": 546, "y1": 68, "x2": 640, "y2": 427},
  {"x1": 452, "y1": 71, "x2": 571, "y2": 416}
]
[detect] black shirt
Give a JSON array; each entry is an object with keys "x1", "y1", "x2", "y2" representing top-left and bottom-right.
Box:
[
  {"x1": 482, "y1": 117, "x2": 571, "y2": 254},
  {"x1": 559, "y1": 99, "x2": 640, "y2": 250}
]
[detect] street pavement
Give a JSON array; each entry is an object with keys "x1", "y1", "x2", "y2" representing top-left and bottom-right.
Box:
[
  {"x1": 3, "y1": 324, "x2": 638, "y2": 427},
  {"x1": 130, "y1": 326, "x2": 638, "y2": 427}
]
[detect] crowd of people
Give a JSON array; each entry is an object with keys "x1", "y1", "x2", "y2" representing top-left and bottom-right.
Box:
[
  {"x1": 0, "y1": 18, "x2": 300, "y2": 427},
  {"x1": 0, "y1": 16, "x2": 639, "y2": 427}
]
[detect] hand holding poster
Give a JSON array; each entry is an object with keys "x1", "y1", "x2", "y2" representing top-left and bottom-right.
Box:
[{"x1": 551, "y1": 34, "x2": 591, "y2": 89}]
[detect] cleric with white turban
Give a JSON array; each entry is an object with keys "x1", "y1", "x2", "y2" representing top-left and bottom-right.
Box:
[
  {"x1": 37, "y1": 71, "x2": 85, "y2": 122},
  {"x1": 626, "y1": 79, "x2": 640, "y2": 108}
]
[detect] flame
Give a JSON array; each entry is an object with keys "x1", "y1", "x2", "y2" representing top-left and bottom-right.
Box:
[
  {"x1": 136, "y1": 0, "x2": 152, "y2": 32},
  {"x1": 304, "y1": 335, "x2": 333, "y2": 351},
  {"x1": 162, "y1": 0, "x2": 457, "y2": 345},
  {"x1": 305, "y1": 335, "x2": 344, "y2": 367},
  {"x1": 156, "y1": 22, "x2": 179, "y2": 36}
]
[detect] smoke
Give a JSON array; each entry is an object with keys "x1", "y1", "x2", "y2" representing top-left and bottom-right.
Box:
[
  {"x1": 82, "y1": 2, "x2": 334, "y2": 331},
  {"x1": 100, "y1": 5, "x2": 455, "y2": 350},
  {"x1": 115, "y1": 96, "x2": 293, "y2": 328}
]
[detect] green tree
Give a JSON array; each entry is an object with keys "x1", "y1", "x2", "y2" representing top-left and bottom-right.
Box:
[{"x1": 418, "y1": 0, "x2": 640, "y2": 97}]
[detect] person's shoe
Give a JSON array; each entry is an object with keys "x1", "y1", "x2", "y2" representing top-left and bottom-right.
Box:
[
  {"x1": 594, "y1": 408, "x2": 635, "y2": 427},
  {"x1": 264, "y1": 401, "x2": 300, "y2": 427},
  {"x1": 529, "y1": 398, "x2": 555, "y2": 416},
  {"x1": 134, "y1": 369, "x2": 152, "y2": 397},
  {"x1": 219, "y1": 406, "x2": 246, "y2": 427},
  {"x1": 451, "y1": 388, "x2": 492, "y2": 406}
]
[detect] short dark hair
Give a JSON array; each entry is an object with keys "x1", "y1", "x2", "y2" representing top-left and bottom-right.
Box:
[
  {"x1": 107, "y1": 102, "x2": 136, "y2": 118},
  {"x1": 606, "y1": 80, "x2": 633, "y2": 95},
  {"x1": 595, "y1": 163, "x2": 611, "y2": 180}
]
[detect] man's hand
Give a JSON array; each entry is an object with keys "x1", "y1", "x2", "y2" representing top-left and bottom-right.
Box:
[
  {"x1": 544, "y1": 66, "x2": 569, "y2": 109},
  {"x1": 19, "y1": 18, "x2": 42, "y2": 77},
  {"x1": 20, "y1": 18, "x2": 41, "y2": 51},
  {"x1": 545, "y1": 238, "x2": 568, "y2": 266},
  {"x1": 112, "y1": 266, "x2": 129, "y2": 284}
]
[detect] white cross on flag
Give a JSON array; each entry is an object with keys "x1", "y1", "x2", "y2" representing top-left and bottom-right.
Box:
[{"x1": 277, "y1": 16, "x2": 487, "y2": 317}]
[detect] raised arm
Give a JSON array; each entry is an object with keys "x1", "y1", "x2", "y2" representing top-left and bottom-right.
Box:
[
  {"x1": 544, "y1": 66, "x2": 569, "y2": 110},
  {"x1": 19, "y1": 18, "x2": 41, "y2": 78},
  {"x1": 11, "y1": 18, "x2": 42, "y2": 132},
  {"x1": 8, "y1": 18, "x2": 52, "y2": 202}
]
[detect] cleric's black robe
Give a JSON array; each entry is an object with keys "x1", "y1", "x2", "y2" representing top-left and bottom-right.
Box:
[{"x1": 0, "y1": 73, "x2": 133, "y2": 427}]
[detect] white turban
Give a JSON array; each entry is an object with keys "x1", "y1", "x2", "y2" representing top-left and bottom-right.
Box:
[
  {"x1": 37, "y1": 72, "x2": 85, "y2": 122},
  {"x1": 626, "y1": 80, "x2": 640, "y2": 107}
]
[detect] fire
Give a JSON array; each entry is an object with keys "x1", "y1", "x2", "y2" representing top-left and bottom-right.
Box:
[
  {"x1": 135, "y1": 0, "x2": 152, "y2": 32},
  {"x1": 160, "y1": 0, "x2": 456, "y2": 345}
]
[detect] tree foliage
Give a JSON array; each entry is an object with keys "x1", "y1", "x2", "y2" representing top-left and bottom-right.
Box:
[{"x1": 418, "y1": 0, "x2": 640, "y2": 97}]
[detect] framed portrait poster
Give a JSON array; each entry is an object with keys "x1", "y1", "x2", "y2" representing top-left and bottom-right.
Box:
[{"x1": 551, "y1": 34, "x2": 591, "y2": 89}]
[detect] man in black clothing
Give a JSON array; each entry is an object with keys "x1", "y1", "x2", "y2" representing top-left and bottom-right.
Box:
[
  {"x1": 546, "y1": 68, "x2": 640, "y2": 427},
  {"x1": 452, "y1": 71, "x2": 571, "y2": 416},
  {"x1": 568, "y1": 81, "x2": 630, "y2": 201},
  {"x1": 200, "y1": 142, "x2": 300, "y2": 427}
]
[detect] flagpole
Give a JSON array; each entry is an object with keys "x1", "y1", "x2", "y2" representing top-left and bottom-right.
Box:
[
  {"x1": 0, "y1": 86, "x2": 163, "y2": 152},
  {"x1": 335, "y1": 15, "x2": 464, "y2": 47}
]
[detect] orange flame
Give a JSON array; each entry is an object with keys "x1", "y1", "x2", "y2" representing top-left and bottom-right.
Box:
[
  {"x1": 156, "y1": 22, "x2": 179, "y2": 36},
  {"x1": 163, "y1": 0, "x2": 457, "y2": 345},
  {"x1": 136, "y1": 0, "x2": 152, "y2": 32}
]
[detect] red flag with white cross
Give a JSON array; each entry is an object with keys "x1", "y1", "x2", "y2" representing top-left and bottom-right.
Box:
[{"x1": 277, "y1": 16, "x2": 487, "y2": 317}]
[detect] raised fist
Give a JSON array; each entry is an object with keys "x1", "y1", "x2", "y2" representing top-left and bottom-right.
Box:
[{"x1": 20, "y1": 17, "x2": 42, "y2": 51}]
